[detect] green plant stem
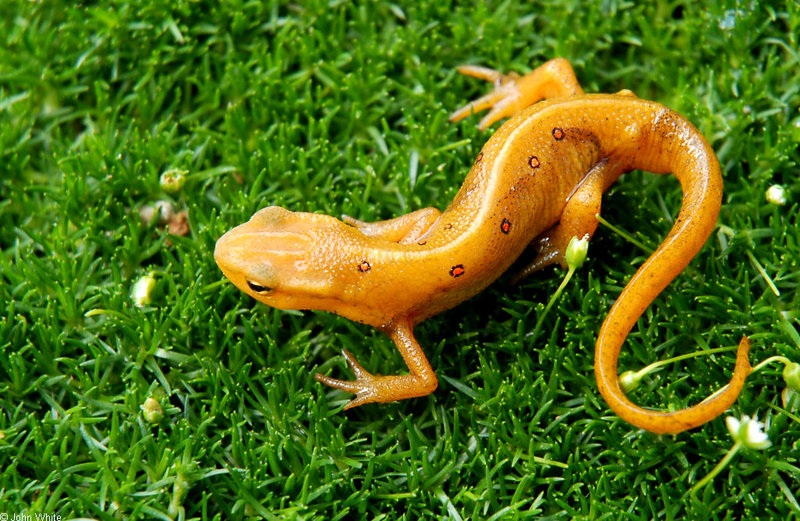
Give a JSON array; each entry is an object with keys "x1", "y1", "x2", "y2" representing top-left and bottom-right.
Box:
[
  {"x1": 691, "y1": 441, "x2": 743, "y2": 501},
  {"x1": 752, "y1": 355, "x2": 792, "y2": 373},
  {"x1": 530, "y1": 265, "x2": 576, "y2": 344}
]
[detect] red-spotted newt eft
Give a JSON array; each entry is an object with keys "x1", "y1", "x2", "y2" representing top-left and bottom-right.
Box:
[{"x1": 215, "y1": 58, "x2": 751, "y2": 434}]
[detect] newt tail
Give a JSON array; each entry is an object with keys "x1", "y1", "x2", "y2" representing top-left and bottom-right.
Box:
[{"x1": 587, "y1": 106, "x2": 752, "y2": 433}]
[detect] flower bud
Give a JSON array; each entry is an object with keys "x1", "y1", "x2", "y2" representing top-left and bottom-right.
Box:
[
  {"x1": 619, "y1": 370, "x2": 641, "y2": 393},
  {"x1": 783, "y1": 362, "x2": 800, "y2": 391},
  {"x1": 141, "y1": 397, "x2": 164, "y2": 423},
  {"x1": 160, "y1": 168, "x2": 187, "y2": 193},
  {"x1": 131, "y1": 272, "x2": 156, "y2": 307},
  {"x1": 565, "y1": 235, "x2": 589, "y2": 270}
]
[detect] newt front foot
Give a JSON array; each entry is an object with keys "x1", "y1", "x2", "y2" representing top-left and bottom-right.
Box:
[
  {"x1": 314, "y1": 326, "x2": 438, "y2": 409},
  {"x1": 314, "y1": 349, "x2": 385, "y2": 409}
]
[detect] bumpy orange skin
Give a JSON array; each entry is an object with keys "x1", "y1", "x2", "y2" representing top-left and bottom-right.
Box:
[{"x1": 215, "y1": 58, "x2": 750, "y2": 434}]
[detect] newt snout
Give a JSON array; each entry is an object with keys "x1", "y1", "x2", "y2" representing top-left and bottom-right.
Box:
[{"x1": 214, "y1": 206, "x2": 315, "y2": 304}]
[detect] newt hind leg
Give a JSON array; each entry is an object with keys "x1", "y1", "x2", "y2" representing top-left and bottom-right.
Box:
[
  {"x1": 512, "y1": 158, "x2": 623, "y2": 282},
  {"x1": 314, "y1": 322, "x2": 438, "y2": 408},
  {"x1": 450, "y1": 57, "x2": 585, "y2": 129}
]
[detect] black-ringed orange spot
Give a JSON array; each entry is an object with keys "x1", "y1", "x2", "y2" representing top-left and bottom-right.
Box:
[
  {"x1": 528, "y1": 155, "x2": 540, "y2": 168},
  {"x1": 500, "y1": 218, "x2": 511, "y2": 234},
  {"x1": 552, "y1": 128, "x2": 565, "y2": 140},
  {"x1": 418, "y1": 240, "x2": 427, "y2": 246},
  {"x1": 444, "y1": 223, "x2": 453, "y2": 230},
  {"x1": 475, "y1": 152, "x2": 483, "y2": 163},
  {"x1": 358, "y1": 260, "x2": 371, "y2": 272},
  {"x1": 450, "y1": 264, "x2": 465, "y2": 277}
]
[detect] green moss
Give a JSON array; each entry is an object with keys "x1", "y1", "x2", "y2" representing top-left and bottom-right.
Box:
[{"x1": 1, "y1": 0, "x2": 799, "y2": 518}]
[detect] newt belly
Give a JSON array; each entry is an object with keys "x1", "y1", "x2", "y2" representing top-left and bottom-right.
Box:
[{"x1": 214, "y1": 58, "x2": 751, "y2": 434}]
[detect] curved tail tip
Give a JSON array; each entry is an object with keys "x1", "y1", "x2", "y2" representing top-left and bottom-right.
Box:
[
  {"x1": 736, "y1": 335, "x2": 753, "y2": 375},
  {"x1": 601, "y1": 335, "x2": 753, "y2": 435}
]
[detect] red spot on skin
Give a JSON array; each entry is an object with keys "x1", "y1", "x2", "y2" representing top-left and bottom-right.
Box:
[
  {"x1": 528, "y1": 156, "x2": 540, "y2": 168},
  {"x1": 450, "y1": 265, "x2": 465, "y2": 277},
  {"x1": 552, "y1": 128, "x2": 565, "y2": 140},
  {"x1": 501, "y1": 218, "x2": 511, "y2": 234},
  {"x1": 358, "y1": 260, "x2": 371, "y2": 272}
]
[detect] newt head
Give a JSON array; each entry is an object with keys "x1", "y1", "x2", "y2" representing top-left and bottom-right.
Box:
[{"x1": 214, "y1": 206, "x2": 386, "y2": 323}]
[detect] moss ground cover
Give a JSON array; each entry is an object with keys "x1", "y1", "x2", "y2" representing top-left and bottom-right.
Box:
[{"x1": 1, "y1": 1, "x2": 799, "y2": 518}]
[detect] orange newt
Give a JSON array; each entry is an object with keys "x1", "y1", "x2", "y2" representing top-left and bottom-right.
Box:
[{"x1": 214, "y1": 58, "x2": 751, "y2": 434}]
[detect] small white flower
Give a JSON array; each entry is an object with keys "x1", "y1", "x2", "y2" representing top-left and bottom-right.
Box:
[
  {"x1": 765, "y1": 184, "x2": 787, "y2": 206},
  {"x1": 131, "y1": 272, "x2": 156, "y2": 307},
  {"x1": 726, "y1": 415, "x2": 771, "y2": 450},
  {"x1": 725, "y1": 416, "x2": 739, "y2": 435}
]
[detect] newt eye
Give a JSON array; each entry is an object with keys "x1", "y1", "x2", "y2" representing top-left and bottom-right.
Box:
[{"x1": 246, "y1": 279, "x2": 272, "y2": 293}]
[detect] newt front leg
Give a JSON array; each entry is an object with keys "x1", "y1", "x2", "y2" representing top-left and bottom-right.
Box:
[
  {"x1": 314, "y1": 321, "x2": 438, "y2": 408},
  {"x1": 342, "y1": 207, "x2": 441, "y2": 244}
]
